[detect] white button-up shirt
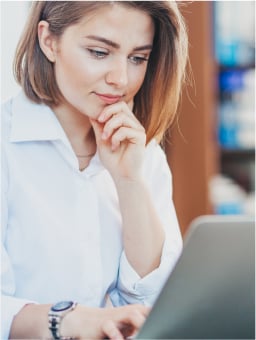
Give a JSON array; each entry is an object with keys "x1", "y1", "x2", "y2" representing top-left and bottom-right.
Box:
[{"x1": 1, "y1": 92, "x2": 182, "y2": 339}]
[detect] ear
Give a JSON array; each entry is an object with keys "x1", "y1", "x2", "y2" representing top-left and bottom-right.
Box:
[{"x1": 38, "y1": 20, "x2": 57, "y2": 62}]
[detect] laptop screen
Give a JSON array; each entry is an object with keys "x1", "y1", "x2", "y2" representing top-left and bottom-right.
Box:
[{"x1": 136, "y1": 215, "x2": 255, "y2": 339}]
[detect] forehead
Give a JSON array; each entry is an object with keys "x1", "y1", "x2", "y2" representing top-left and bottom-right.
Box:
[{"x1": 63, "y1": 4, "x2": 155, "y2": 45}]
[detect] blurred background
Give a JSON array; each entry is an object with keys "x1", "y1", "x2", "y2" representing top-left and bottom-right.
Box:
[
  {"x1": 167, "y1": 1, "x2": 255, "y2": 235},
  {"x1": 1, "y1": 1, "x2": 29, "y2": 101},
  {"x1": 1, "y1": 1, "x2": 255, "y2": 236}
]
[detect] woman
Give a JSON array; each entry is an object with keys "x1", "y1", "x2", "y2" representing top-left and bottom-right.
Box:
[{"x1": 1, "y1": 1, "x2": 188, "y2": 339}]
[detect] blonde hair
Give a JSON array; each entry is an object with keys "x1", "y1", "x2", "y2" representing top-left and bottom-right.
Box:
[{"x1": 14, "y1": 1, "x2": 188, "y2": 143}]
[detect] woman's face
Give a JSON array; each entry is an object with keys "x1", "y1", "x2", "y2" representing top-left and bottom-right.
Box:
[{"x1": 49, "y1": 4, "x2": 154, "y2": 119}]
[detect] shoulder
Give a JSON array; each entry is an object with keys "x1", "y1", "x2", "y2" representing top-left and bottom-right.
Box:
[
  {"x1": 1, "y1": 91, "x2": 53, "y2": 145},
  {"x1": 143, "y1": 138, "x2": 172, "y2": 179},
  {"x1": 1, "y1": 91, "x2": 37, "y2": 147},
  {"x1": 144, "y1": 138, "x2": 169, "y2": 165},
  {"x1": 1, "y1": 97, "x2": 15, "y2": 184},
  {"x1": 1, "y1": 96, "x2": 14, "y2": 143},
  {"x1": 1, "y1": 91, "x2": 27, "y2": 126}
]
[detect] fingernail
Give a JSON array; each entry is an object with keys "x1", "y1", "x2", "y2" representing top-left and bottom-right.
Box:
[{"x1": 98, "y1": 114, "x2": 105, "y2": 122}]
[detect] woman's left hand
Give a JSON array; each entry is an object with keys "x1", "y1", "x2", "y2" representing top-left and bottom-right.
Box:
[{"x1": 90, "y1": 101, "x2": 146, "y2": 181}]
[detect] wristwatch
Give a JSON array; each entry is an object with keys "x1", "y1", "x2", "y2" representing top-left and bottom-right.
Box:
[{"x1": 48, "y1": 300, "x2": 77, "y2": 340}]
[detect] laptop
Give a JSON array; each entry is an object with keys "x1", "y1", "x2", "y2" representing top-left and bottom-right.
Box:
[{"x1": 135, "y1": 215, "x2": 255, "y2": 339}]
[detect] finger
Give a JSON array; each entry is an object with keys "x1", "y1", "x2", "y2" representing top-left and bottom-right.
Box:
[
  {"x1": 111, "y1": 127, "x2": 146, "y2": 151},
  {"x1": 102, "y1": 320, "x2": 125, "y2": 340},
  {"x1": 102, "y1": 113, "x2": 143, "y2": 141},
  {"x1": 128, "y1": 98, "x2": 134, "y2": 111},
  {"x1": 127, "y1": 310, "x2": 146, "y2": 330},
  {"x1": 119, "y1": 324, "x2": 134, "y2": 338},
  {"x1": 125, "y1": 304, "x2": 151, "y2": 317},
  {"x1": 139, "y1": 305, "x2": 151, "y2": 317},
  {"x1": 98, "y1": 101, "x2": 133, "y2": 123},
  {"x1": 89, "y1": 118, "x2": 104, "y2": 145},
  {"x1": 118, "y1": 309, "x2": 147, "y2": 338}
]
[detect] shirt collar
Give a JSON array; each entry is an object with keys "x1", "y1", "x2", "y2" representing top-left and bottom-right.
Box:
[
  {"x1": 10, "y1": 91, "x2": 68, "y2": 143},
  {"x1": 9, "y1": 91, "x2": 106, "y2": 176}
]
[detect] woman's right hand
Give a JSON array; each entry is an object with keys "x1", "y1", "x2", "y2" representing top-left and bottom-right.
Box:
[{"x1": 62, "y1": 303, "x2": 150, "y2": 339}]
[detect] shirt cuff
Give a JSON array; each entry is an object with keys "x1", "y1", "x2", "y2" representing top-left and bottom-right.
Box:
[
  {"x1": 118, "y1": 236, "x2": 183, "y2": 305},
  {"x1": 1, "y1": 295, "x2": 36, "y2": 340}
]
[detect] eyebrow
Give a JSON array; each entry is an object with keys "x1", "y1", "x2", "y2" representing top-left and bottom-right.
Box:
[{"x1": 85, "y1": 35, "x2": 153, "y2": 51}]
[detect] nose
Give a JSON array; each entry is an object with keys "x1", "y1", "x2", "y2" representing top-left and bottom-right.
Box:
[{"x1": 105, "y1": 58, "x2": 128, "y2": 88}]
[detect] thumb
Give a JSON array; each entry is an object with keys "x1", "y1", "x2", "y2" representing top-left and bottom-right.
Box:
[
  {"x1": 90, "y1": 118, "x2": 103, "y2": 145},
  {"x1": 128, "y1": 99, "x2": 134, "y2": 111}
]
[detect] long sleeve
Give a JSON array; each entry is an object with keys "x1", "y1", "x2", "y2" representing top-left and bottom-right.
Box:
[
  {"x1": 110, "y1": 140, "x2": 182, "y2": 306},
  {"x1": 1, "y1": 251, "x2": 35, "y2": 340},
  {"x1": 1, "y1": 94, "x2": 182, "y2": 338},
  {"x1": 1, "y1": 139, "x2": 35, "y2": 340}
]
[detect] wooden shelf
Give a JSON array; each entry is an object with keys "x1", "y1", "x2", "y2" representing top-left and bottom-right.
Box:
[
  {"x1": 165, "y1": 1, "x2": 218, "y2": 236},
  {"x1": 165, "y1": 2, "x2": 254, "y2": 236},
  {"x1": 218, "y1": 64, "x2": 255, "y2": 72},
  {"x1": 221, "y1": 148, "x2": 255, "y2": 159}
]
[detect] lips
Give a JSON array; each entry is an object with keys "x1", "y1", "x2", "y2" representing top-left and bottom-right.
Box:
[{"x1": 95, "y1": 93, "x2": 123, "y2": 105}]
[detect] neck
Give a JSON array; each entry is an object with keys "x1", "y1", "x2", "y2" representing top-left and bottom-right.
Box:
[{"x1": 52, "y1": 103, "x2": 96, "y2": 156}]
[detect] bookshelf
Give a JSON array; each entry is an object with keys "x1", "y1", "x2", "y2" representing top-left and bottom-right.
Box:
[
  {"x1": 213, "y1": 1, "x2": 255, "y2": 215},
  {"x1": 166, "y1": 1, "x2": 218, "y2": 235},
  {"x1": 166, "y1": 1, "x2": 255, "y2": 236}
]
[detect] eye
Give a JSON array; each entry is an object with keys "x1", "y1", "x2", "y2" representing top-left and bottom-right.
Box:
[
  {"x1": 87, "y1": 49, "x2": 108, "y2": 59},
  {"x1": 129, "y1": 55, "x2": 149, "y2": 65}
]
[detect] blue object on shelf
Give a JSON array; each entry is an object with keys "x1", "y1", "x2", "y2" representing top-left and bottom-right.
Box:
[
  {"x1": 218, "y1": 102, "x2": 238, "y2": 149},
  {"x1": 219, "y1": 70, "x2": 244, "y2": 92},
  {"x1": 213, "y1": 2, "x2": 255, "y2": 67},
  {"x1": 215, "y1": 41, "x2": 240, "y2": 67},
  {"x1": 215, "y1": 202, "x2": 243, "y2": 215}
]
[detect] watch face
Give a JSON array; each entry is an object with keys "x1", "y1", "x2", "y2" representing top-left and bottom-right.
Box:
[{"x1": 52, "y1": 301, "x2": 73, "y2": 312}]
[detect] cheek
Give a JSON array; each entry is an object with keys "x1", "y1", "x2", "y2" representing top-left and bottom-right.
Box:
[
  {"x1": 129, "y1": 68, "x2": 148, "y2": 95},
  {"x1": 54, "y1": 51, "x2": 101, "y2": 89},
  {"x1": 57, "y1": 66, "x2": 84, "y2": 90}
]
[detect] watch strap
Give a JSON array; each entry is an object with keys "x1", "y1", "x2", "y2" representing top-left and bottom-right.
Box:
[{"x1": 48, "y1": 301, "x2": 77, "y2": 340}]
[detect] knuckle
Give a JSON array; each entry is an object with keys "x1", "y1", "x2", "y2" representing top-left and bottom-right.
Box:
[{"x1": 112, "y1": 134, "x2": 120, "y2": 144}]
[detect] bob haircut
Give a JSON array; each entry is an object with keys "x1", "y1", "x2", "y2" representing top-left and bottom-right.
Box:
[{"x1": 14, "y1": 1, "x2": 188, "y2": 143}]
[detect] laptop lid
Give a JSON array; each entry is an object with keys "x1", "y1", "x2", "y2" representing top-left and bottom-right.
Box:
[{"x1": 136, "y1": 215, "x2": 255, "y2": 339}]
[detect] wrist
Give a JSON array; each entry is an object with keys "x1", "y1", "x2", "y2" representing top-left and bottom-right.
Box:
[
  {"x1": 48, "y1": 301, "x2": 77, "y2": 340},
  {"x1": 60, "y1": 304, "x2": 84, "y2": 339},
  {"x1": 112, "y1": 174, "x2": 144, "y2": 187},
  {"x1": 61, "y1": 305, "x2": 104, "y2": 340}
]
